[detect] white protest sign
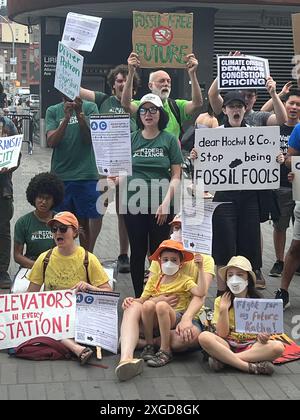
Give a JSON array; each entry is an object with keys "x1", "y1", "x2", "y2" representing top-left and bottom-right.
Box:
[
  {"x1": 181, "y1": 185, "x2": 221, "y2": 254},
  {"x1": 75, "y1": 291, "x2": 120, "y2": 354},
  {"x1": 194, "y1": 126, "x2": 280, "y2": 191},
  {"x1": 0, "y1": 291, "x2": 76, "y2": 349},
  {"x1": 234, "y1": 298, "x2": 283, "y2": 334},
  {"x1": 0, "y1": 134, "x2": 23, "y2": 170},
  {"x1": 90, "y1": 114, "x2": 132, "y2": 176},
  {"x1": 62, "y1": 12, "x2": 102, "y2": 52},
  {"x1": 291, "y1": 156, "x2": 300, "y2": 201},
  {"x1": 54, "y1": 41, "x2": 84, "y2": 100},
  {"x1": 217, "y1": 55, "x2": 270, "y2": 90}
]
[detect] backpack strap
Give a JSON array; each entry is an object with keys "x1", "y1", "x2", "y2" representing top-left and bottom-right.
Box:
[
  {"x1": 43, "y1": 249, "x2": 53, "y2": 282},
  {"x1": 84, "y1": 250, "x2": 90, "y2": 284},
  {"x1": 168, "y1": 98, "x2": 184, "y2": 139}
]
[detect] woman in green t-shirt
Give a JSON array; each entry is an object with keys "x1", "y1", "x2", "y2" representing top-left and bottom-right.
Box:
[
  {"x1": 121, "y1": 93, "x2": 183, "y2": 297},
  {"x1": 13, "y1": 172, "x2": 64, "y2": 292}
]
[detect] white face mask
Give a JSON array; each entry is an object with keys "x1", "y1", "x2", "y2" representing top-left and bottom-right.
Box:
[
  {"x1": 170, "y1": 229, "x2": 182, "y2": 242},
  {"x1": 227, "y1": 275, "x2": 248, "y2": 295},
  {"x1": 161, "y1": 261, "x2": 180, "y2": 276}
]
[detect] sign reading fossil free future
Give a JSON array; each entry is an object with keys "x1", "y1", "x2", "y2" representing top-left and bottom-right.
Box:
[
  {"x1": 194, "y1": 126, "x2": 280, "y2": 191},
  {"x1": 132, "y1": 11, "x2": 193, "y2": 68}
]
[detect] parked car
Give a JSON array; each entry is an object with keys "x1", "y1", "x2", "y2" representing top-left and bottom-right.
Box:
[{"x1": 28, "y1": 94, "x2": 40, "y2": 109}]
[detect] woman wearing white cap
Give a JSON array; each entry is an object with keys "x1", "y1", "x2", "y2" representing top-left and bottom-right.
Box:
[
  {"x1": 120, "y1": 93, "x2": 183, "y2": 297},
  {"x1": 198, "y1": 256, "x2": 284, "y2": 375}
]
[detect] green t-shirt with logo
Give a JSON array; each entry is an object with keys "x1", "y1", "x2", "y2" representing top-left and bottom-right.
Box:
[
  {"x1": 123, "y1": 130, "x2": 183, "y2": 211},
  {"x1": 46, "y1": 100, "x2": 99, "y2": 181},
  {"x1": 133, "y1": 98, "x2": 191, "y2": 139},
  {"x1": 95, "y1": 92, "x2": 137, "y2": 132},
  {"x1": 14, "y1": 212, "x2": 55, "y2": 259}
]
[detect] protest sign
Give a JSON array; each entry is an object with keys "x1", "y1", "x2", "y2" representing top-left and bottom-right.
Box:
[
  {"x1": 194, "y1": 126, "x2": 280, "y2": 191},
  {"x1": 0, "y1": 291, "x2": 76, "y2": 349},
  {"x1": 62, "y1": 12, "x2": 102, "y2": 52},
  {"x1": 90, "y1": 114, "x2": 132, "y2": 176},
  {"x1": 217, "y1": 55, "x2": 269, "y2": 90},
  {"x1": 75, "y1": 291, "x2": 120, "y2": 354},
  {"x1": 292, "y1": 14, "x2": 300, "y2": 55},
  {"x1": 234, "y1": 298, "x2": 283, "y2": 335},
  {"x1": 54, "y1": 41, "x2": 84, "y2": 100},
  {"x1": 291, "y1": 156, "x2": 300, "y2": 201},
  {"x1": 132, "y1": 11, "x2": 193, "y2": 68},
  {"x1": 0, "y1": 134, "x2": 22, "y2": 170}
]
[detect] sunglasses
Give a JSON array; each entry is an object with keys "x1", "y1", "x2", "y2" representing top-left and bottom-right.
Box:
[
  {"x1": 50, "y1": 225, "x2": 72, "y2": 233},
  {"x1": 139, "y1": 106, "x2": 158, "y2": 115}
]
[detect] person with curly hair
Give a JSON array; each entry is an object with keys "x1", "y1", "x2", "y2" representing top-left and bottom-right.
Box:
[
  {"x1": 12, "y1": 172, "x2": 64, "y2": 292},
  {"x1": 80, "y1": 64, "x2": 141, "y2": 274}
]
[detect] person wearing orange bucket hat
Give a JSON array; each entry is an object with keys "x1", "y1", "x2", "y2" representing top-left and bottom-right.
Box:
[
  {"x1": 198, "y1": 256, "x2": 284, "y2": 376},
  {"x1": 115, "y1": 240, "x2": 207, "y2": 381},
  {"x1": 26, "y1": 211, "x2": 112, "y2": 365}
]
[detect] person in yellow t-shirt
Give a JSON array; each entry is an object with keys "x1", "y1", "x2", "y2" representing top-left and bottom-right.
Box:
[
  {"x1": 27, "y1": 211, "x2": 112, "y2": 365},
  {"x1": 198, "y1": 256, "x2": 284, "y2": 375}
]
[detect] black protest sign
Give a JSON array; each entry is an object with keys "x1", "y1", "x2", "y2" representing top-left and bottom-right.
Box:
[
  {"x1": 194, "y1": 126, "x2": 280, "y2": 191},
  {"x1": 217, "y1": 55, "x2": 270, "y2": 90}
]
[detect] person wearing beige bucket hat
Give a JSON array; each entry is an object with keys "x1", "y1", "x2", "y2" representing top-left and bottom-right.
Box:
[
  {"x1": 198, "y1": 255, "x2": 284, "y2": 375},
  {"x1": 115, "y1": 240, "x2": 207, "y2": 380}
]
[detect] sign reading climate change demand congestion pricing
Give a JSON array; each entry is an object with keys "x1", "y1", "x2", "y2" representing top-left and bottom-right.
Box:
[
  {"x1": 217, "y1": 55, "x2": 270, "y2": 90},
  {"x1": 0, "y1": 134, "x2": 23, "y2": 170},
  {"x1": 132, "y1": 11, "x2": 193, "y2": 68},
  {"x1": 54, "y1": 41, "x2": 84, "y2": 100},
  {"x1": 194, "y1": 127, "x2": 280, "y2": 191},
  {"x1": 0, "y1": 291, "x2": 76, "y2": 349}
]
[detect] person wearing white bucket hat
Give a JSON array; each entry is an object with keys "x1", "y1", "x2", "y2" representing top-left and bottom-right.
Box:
[{"x1": 198, "y1": 256, "x2": 284, "y2": 375}]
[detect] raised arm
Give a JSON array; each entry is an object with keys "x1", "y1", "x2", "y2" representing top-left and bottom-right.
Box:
[
  {"x1": 261, "y1": 81, "x2": 293, "y2": 112},
  {"x1": 121, "y1": 52, "x2": 139, "y2": 114},
  {"x1": 265, "y1": 77, "x2": 287, "y2": 126},
  {"x1": 184, "y1": 54, "x2": 203, "y2": 116},
  {"x1": 80, "y1": 87, "x2": 96, "y2": 103},
  {"x1": 208, "y1": 77, "x2": 224, "y2": 116},
  {"x1": 47, "y1": 102, "x2": 73, "y2": 147}
]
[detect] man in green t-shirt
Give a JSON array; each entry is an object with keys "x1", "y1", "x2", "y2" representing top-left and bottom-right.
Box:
[
  {"x1": 121, "y1": 52, "x2": 203, "y2": 140},
  {"x1": 80, "y1": 65, "x2": 141, "y2": 273},
  {"x1": 46, "y1": 95, "x2": 100, "y2": 253}
]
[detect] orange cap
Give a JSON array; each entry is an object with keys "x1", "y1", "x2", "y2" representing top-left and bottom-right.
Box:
[
  {"x1": 47, "y1": 211, "x2": 79, "y2": 229},
  {"x1": 149, "y1": 239, "x2": 194, "y2": 262}
]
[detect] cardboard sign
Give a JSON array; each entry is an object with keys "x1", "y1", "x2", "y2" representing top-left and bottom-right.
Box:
[
  {"x1": 0, "y1": 134, "x2": 22, "y2": 170},
  {"x1": 132, "y1": 11, "x2": 193, "y2": 68},
  {"x1": 0, "y1": 291, "x2": 76, "y2": 349},
  {"x1": 54, "y1": 41, "x2": 84, "y2": 100},
  {"x1": 193, "y1": 126, "x2": 280, "y2": 191},
  {"x1": 217, "y1": 55, "x2": 269, "y2": 90},
  {"x1": 291, "y1": 156, "x2": 300, "y2": 201},
  {"x1": 234, "y1": 298, "x2": 284, "y2": 335}
]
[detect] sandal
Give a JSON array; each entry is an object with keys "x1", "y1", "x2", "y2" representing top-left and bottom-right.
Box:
[
  {"x1": 147, "y1": 349, "x2": 173, "y2": 367},
  {"x1": 141, "y1": 344, "x2": 156, "y2": 361},
  {"x1": 78, "y1": 347, "x2": 93, "y2": 365},
  {"x1": 115, "y1": 358, "x2": 144, "y2": 381},
  {"x1": 248, "y1": 361, "x2": 274, "y2": 375}
]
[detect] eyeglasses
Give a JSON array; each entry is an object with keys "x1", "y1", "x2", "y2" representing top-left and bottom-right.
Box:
[
  {"x1": 139, "y1": 107, "x2": 158, "y2": 115},
  {"x1": 50, "y1": 225, "x2": 72, "y2": 233}
]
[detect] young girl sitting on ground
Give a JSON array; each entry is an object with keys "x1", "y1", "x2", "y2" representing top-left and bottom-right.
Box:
[
  {"x1": 120, "y1": 240, "x2": 207, "y2": 371},
  {"x1": 198, "y1": 256, "x2": 285, "y2": 375}
]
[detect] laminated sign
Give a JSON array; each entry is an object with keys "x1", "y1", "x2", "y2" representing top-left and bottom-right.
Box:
[{"x1": 132, "y1": 11, "x2": 193, "y2": 68}]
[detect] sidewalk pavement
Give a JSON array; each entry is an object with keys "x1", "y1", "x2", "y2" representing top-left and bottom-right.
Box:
[{"x1": 1, "y1": 143, "x2": 300, "y2": 400}]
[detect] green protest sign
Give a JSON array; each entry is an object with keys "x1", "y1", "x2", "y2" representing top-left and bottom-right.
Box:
[{"x1": 132, "y1": 11, "x2": 193, "y2": 68}]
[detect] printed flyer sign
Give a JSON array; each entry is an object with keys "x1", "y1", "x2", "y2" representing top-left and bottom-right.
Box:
[
  {"x1": 54, "y1": 41, "x2": 84, "y2": 100},
  {"x1": 217, "y1": 55, "x2": 270, "y2": 90},
  {"x1": 0, "y1": 134, "x2": 22, "y2": 169},
  {"x1": 62, "y1": 12, "x2": 102, "y2": 52},
  {"x1": 0, "y1": 291, "x2": 76, "y2": 349},
  {"x1": 291, "y1": 156, "x2": 300, "y2": 201},
  {"x1": 234, "y1": 298, "x2": 284, "y2": 334},
  {"x1": 132, "y1": 11, "x2": 193, "y2": 68},
  {"x1": 193, "y1": 126, "x2": 280, "y2": 191}
]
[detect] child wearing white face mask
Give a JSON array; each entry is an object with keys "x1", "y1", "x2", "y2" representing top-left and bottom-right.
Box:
[
  {"x1": 121, "y1": 240, "x2": 207, "y2": 368},
  {"x1": 198, "y1": 256, "x2": 284, "y2": 375}
]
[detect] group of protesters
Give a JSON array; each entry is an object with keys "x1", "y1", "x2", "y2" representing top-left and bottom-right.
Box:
[{"x1": 2, "y1": 46, "x2": 300, "y2": 380}]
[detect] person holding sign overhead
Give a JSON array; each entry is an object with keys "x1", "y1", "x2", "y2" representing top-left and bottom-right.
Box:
[
  {"x1": 198, "y1": 256, "x2": 284, "y2": 375},
  {"x1": 121, "y1": 51, "x2": 203, "y2": 140}
]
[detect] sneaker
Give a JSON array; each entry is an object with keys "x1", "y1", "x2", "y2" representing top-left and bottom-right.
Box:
[
  {"x1": 255, "y1": 269, "x2": 266, "y2": 290},
  {"x1": 208, "y1": 357, "x2": 225, "y2": 372},
  {"x1": 269, "y1": 260, "x2": 284, "y2": 277},
  {"x1": 141, "y1": 344, "x2": 156, "y2": 361},
  {"x1": 117, "y1": 254, "x2": 130, "y2": 273},
  {"x1": 275, "y1": 288, "x2": 290, "y2": 310},
  {"x1": 248, "y1": 361, "x2": 274, "y2": 375},
  {"x1": 0, "y1": 272, "x2": 11, "y2": 289}
]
